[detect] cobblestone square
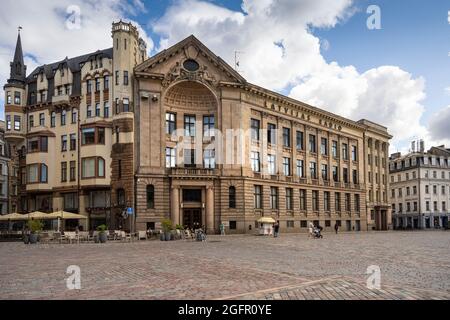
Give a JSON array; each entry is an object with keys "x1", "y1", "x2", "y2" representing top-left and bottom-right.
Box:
[{"x1": 0, "y1": 231, "x2": 449, "y2": 300}]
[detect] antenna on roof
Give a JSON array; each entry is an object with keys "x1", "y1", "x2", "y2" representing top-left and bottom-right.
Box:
[{"x1": 234, "y1": 50, "x2": 245, "y2": 74}]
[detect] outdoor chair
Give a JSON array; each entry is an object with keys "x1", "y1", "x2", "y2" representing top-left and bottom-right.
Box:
[
  {"x1": 137, "y1": 231, "x2": 147, "y2": 240},
  {"x1": 78, "y1": 231, "x2": 89, "y2": 243}
]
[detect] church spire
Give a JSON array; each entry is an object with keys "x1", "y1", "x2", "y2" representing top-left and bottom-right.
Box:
[{"x1": 8, "y1": 27, "x2": 26, "y2": 85}]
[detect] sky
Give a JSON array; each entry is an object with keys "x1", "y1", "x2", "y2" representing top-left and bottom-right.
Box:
[{"x1": 0, "y1": 0, "x2": 449, "y2": 154}]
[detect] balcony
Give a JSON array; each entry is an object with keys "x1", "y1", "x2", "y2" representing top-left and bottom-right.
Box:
[
  {"x1": 52, "y1": 94, "x2": 70, "y2": 106},
  {"x1": 170, "y1": 168, "x2": 218, "y2": 178}
]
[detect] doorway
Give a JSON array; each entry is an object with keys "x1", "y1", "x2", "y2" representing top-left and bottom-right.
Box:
[{"x1": 183, "y1": 209, "x2": 202, "y2": 230}]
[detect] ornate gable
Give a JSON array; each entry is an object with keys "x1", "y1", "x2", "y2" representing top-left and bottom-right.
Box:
[{"x1": 135, "y1": 35, "x2": 246, "y2": 88}]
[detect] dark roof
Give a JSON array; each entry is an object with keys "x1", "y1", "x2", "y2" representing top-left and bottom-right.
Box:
[{"x1": 27, "y1": 48, "x2": 113, "y2": 82}]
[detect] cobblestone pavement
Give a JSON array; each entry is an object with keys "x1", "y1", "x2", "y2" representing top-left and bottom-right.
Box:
[{"x1": 0, "y1": 231, "x2": 449, "y2": 300}]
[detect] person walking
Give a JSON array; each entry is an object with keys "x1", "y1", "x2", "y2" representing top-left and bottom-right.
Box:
[
  {"x1": 334, "y1": 222, "x2": 339, "y2": 234},
  {"x1": 308, "y1": 222, "x2": 314, "y2": 238},
  {"x1": 273, "y1": 221, "x2": 280, "y2": 238},
  {"x1": 220, "y1": 222, "x2": 225, "y2": 236}
]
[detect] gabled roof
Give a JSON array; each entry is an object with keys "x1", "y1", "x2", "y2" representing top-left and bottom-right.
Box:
[
  {"x1": 135, "y1": 35, "x2": 246, "y2": 84},
  {"x1": 27, "y1": 48, "x2": 113, "y2": 82}
]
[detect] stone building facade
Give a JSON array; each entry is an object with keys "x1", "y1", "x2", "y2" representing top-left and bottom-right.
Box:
[
  {"x1": 0, "y1": 121, "x2": 10, "y2": 215},
  {"x1": 3, "y1": 22, "x2": 392, "y2": 233},
  {"x1": 390, "y1": 145, "x2": 450, "y2": 229}
]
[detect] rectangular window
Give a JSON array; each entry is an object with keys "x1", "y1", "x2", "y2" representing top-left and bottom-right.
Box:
[
  {"x1": 123, "y1": 98, "x2": 130, "y2": 112},
  {"x1": 27, "y1": 164, "x2": 47, "y2": 183},
  {"x1": 309, "y1": 162, "x2": 317, "y2": 179},
  {"x1": 67, "y1": 134, "x2": 76, "y2": 151},
  {"x1": 342, "y1": 143, "x2": 349, "y2": 160},
  {"x1": 104, "y1": 102, "x2": 109, "y2": 118},
  {"x1": 95, "y1": 103, "x2": 101, "y2": 117},
  {"x1": 343, "y1": 168, "x2": 349, "y2": 183},
  {"x1": 70, "y1": 161, "x2": 76, "y2": 181},
  {"x1": 321, "y1": 164, "x2": 328, "y2": 181},
  {"x1": 203, "y1": 115, "x2": 215, "y2": 137},
  {"x1": 268, "y1": 123, "x2": 276, "y2": 145},
  {"x1": 333, "y1": 166, "x2": 339, "y2": 182},
  {"x1": 312, "y1": 190, "x2": 319, "y2": 211},
  {"x1": 82, "y1": 158, "x2": 95, "y2": 178},
  {"x1": 296, "y1": 160, "x2": 304, "y2": 177},
  {"x1": 270, "y1": 187, "x2": 278, "y2": 210},
  {"x1": 286, "y1": 188, "x2": 293, "y2": 210},
  {"x1": 6, "y1": 92, "x2": 12, "y2": 104},
  {"x1": 184, "y1": 115, "x2": 196, "y2": 137},
  {"x1": 254, "y1": 185, "x2": 262, "y2": 209},
  {"x1": 352, "y1": 170, "x2": 358, "y2": 184},
  {"x1": 251, "y1": 151, "x2": 260, "y2": 172},
  {"x1": 166, "y1": 113, "x2": 176, "y2": 135},
  {"x1": 351, "y1": 145, "x2": 357, "y2": 161},
  {"x1": 296, "y1": 131, "x2": 304, "y2": 150},
  {"x1": 282, "y1": 127, "x2": 291, "y2": 147},
  {"x1": 14, "y1": 116, "x2": 21, "y2": 131},
  {"x1": 250, "y1": 119, "x2": 260, "y2": 141},
  {"x1": 39, "y1": 113, "x2": 45, "y2": 126},
  {"x1": 95, "y1": 78, "x2": 101, "y2": 92},
  {"x1": 29, "y1": 115, "x2": 34, "y2": 128},
  {"x1": 320, "y1": 137, "x2": 328, "y2": 155},
  {"x1": 165, "y1": 147, "x2": 176, "y2": 168},
  {"x1": 203, "y1": 149, "x2": 216, "y2": 169},
  {"x1": 268, "y1": 154, "x2": 276, "y2": 175},
  {"x1": 299, "y1": 189, "x2": 307, "y2": 211},
  {"x1": 6, "y1": 115, "x2": 11, "y2": 130},
  {"x1": 61, "y1": 162, "x2": 67, "y2": 182},
  {"x1": 61, "y1": 135, "x2": 67, "y2": 152},
  {"x1": 104, "y1": 76, "x2": 109, "y2": 90},
  {"x1": 355, "y1": 194, "x2": 360, "y2": 212},
  {"x1": 345, "y1": 193, "x2": 351, "y2": 211},
  {"x1": 87, "y1": 105, "x2": 92, "y2": 118},
  {"x1": 309, "y1": 134, "x2": 316, "y2": 153},
  {"x1": 124, "y1": 71, "x2": 129, "y2": 86},
  {"x1": 87, "y1": 80, "x2": 92, "y2": 94},
  {"x1": 283, "y1": 157, "x2": 291, "y2": 176},
  {"x1": 184, "y1": 149, "x2": 195, "y2": 168},
  {"x1": 332, "y1": 141, "x2": 338, "y2": 158},
  {"x1": 324, "y1": 191, "x2": 330, "y2": 211},
  {"x1": 335, "y1": 193, "x2": 341, "y2": 212},
  {"x1": 14, "y1": 91, "x2": 21, "y2": 104},
  {"x1": 71, "y1": 108, "x2": 77, "y2": 124},
  {"x1": 81, "y1": 128, "x2": 95, "y2": 145},
  {"x1": 115, "y1": 71, "x2": 119, "y2": 85}
]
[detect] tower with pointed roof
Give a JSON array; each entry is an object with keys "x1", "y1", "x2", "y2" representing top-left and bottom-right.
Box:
[{"x1": 3, "y1": 29, "x2": 27, "y2": 214}]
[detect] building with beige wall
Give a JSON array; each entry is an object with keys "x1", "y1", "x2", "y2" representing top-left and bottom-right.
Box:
[{"x1": 3, "y1": 22, "x2": 392, "y2": 233}]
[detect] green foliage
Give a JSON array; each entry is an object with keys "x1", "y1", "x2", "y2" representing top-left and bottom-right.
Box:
[
  {"x1": 96, "y1": 224, "x2": 107, "y2": 233},
  {"x1": 175, "y1": 224, "x2": 184, "y2": 230},
  {"x1": 27, "y1": 220, "x2": 43, "y2": 233},
  {"x1": 161, "y1": 219, "x2": 173, "y2": 233}
]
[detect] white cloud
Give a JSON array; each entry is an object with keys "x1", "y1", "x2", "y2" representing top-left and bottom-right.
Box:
[
  {"x1": 152, "y1": 0, "x2": 449, "y2": 151},
  {"x1": 428, "y1": 105, "x2": 450, "y2": 141},
  {"x1": 0, "y1": 0, "x2": 153, "y2": 118}
]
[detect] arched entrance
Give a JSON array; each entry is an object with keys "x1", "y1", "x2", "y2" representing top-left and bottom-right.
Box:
[{"x1": 164, "y1": 81, "x2": 219, "y2": 234}]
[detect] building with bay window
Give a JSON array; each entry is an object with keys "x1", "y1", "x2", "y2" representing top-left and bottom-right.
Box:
[{"x1": 3, "y1": 22, "x2": 392, "y2": 233}]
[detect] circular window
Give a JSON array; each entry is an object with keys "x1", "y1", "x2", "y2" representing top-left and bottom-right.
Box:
[{"x1": 183, "y1": 59, "x2": 200, "y2": 72}]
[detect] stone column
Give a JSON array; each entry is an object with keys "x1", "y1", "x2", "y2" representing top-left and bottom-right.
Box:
[
  {"x1": 171, "y1": 187, "x2": 180, "y2": 226},
  {"x1": 206, "y1": 186, "x2": 215, "y2": 234}
]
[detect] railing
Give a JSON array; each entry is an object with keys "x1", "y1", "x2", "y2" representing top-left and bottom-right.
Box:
[{"x1": 170, "y1": 168, "x2": 218, "y2": 176}]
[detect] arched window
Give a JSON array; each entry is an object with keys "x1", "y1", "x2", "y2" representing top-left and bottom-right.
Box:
[
  {"x1": 147, "y1": 185, "x2": 154, "y2": 209},
  {"x1": 229, "y1": 186, "x2": 236, "y2": 209}
]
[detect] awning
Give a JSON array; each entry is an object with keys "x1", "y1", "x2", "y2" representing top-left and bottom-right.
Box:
[
  {"x1": 27, "y1": 211, "x2": 50, "y2": 220},
  {"x1": 50, "y1": 210, "x2": 88, "y2": 220},
  {"x1": 0, "y1": 213, "x2": 29, "y2": 221},
  {"x1": 257, "y1": 217, "x2": 276, "y2": 224}
]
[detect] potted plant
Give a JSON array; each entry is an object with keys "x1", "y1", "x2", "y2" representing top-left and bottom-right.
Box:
[
  {"x1": 27, "y1": 220, "x2": 43, "y2": 244},
  {"x1": 97, "y1": 224, "x2": 108, "y2": 243},
  {"x1": 161, "y1": 219, "x2": 173, "y2": 241}
]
